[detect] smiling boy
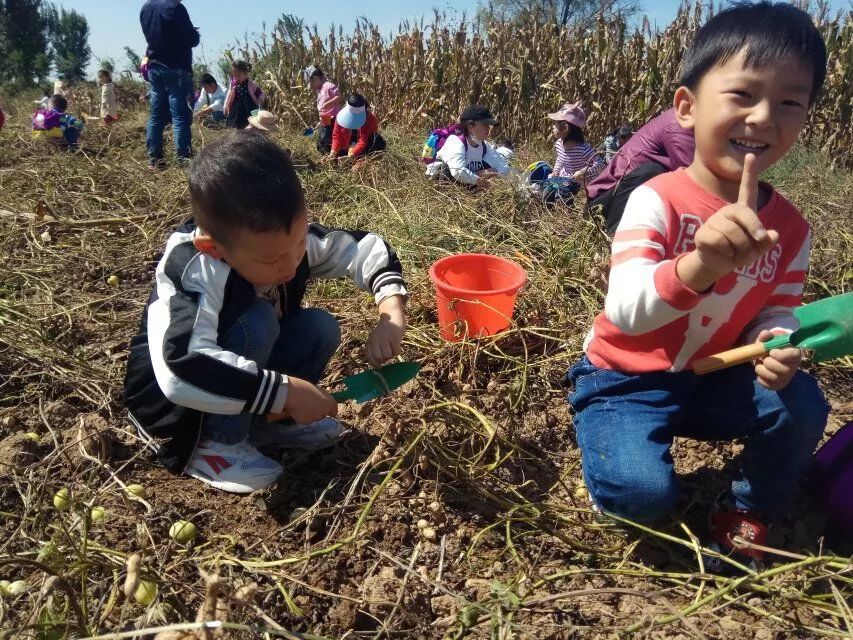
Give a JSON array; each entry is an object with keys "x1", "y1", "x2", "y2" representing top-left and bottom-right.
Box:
[
  {"x1": 566, "y1": 2, "x2": 830, "y2": 571},
  {"x1": 125, "y1": 131, "x2": 407, "y2": 494}
]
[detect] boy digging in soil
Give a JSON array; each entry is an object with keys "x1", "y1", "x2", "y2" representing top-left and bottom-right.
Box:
[
  {"x1": 124, "y1": 131, "x2": 408, "y2": 493},
  {"x1": 566, "y1": 2, "x2": 830, "y2": 572}
]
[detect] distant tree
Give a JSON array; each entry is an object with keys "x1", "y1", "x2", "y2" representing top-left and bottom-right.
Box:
[
  {"x1": 44, "y1": 3, "x2": 91, "y2": 82},
  {"x1": 0, "y1": 0, "x2": 51, "y2": 87},
  {"x1": 218, "y1": 52, "x2": 234, "y2": 87},
  {"x1": 479, "y1": 0, "x2": 640, "y2": 28},
  {"x1": 123, "y1": 46, "x2": 142, "y2": 75},
  {"x1": 97, "y1": 56, "x2": 115, "y2": 75}
]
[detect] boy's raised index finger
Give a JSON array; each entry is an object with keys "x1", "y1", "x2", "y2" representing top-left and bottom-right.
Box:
[{"x1": 737, "y1": 153, "x2": 760, "y2": 211}]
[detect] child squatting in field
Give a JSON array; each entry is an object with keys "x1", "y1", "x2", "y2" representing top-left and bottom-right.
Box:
[
  {"x1": 567, "y1": 1, "x2": 830, "y2": 572},
  {"x1": 424, "y1": 105, "x2": 511, "y2": 187},
  {"x1": 124, "y1": 131, "x2": 408, "y2": 494}
]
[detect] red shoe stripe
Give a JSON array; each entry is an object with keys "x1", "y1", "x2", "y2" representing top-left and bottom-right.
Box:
[{"x1": 201, "y1": 455, "x2": 233, "y2": 475}]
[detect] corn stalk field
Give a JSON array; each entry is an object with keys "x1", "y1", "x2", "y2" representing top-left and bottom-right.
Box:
[{"x1": 241, "y1": 2, "x2": 853, "y2": 163}]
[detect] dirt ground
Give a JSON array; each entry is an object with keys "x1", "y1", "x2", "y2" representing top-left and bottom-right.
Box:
[{"x1": 0, "y1": 101, "x2": 851, "y2": 639}]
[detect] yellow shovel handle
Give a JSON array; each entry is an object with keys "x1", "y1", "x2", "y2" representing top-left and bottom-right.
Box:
[{"x1": 693, "y1": 342, "x2": 769, "y2": 375}]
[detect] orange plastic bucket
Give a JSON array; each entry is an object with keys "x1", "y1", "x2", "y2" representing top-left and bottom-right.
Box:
[{"x1": 429, "y1": 253, "x2": 527, "y2": 342}]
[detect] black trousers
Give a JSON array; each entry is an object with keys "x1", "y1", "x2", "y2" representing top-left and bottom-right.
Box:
[
  {"x1": 588, "y1": 162, "x2": 668, "y2": 235},
  {"x1": 317, "y1": 121, "x2": 334, "y2": 154}
]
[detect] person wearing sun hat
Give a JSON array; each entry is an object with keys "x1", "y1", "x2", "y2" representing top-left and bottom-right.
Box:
[
  {"x1": 547, "y1": 101, "x2": 605, "y2": 182},
  {"x1": 246, "y1": 110, "x2": 279, "y2": 134},
  {"x1": 424, "y1": 104, "x2": 510, "y2": 187},
  {"x1": 329, "y1": 94, "x2": 386, "y2": 163}
]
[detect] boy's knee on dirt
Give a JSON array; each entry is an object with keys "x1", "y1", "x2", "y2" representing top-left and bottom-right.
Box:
[{"x1": 587, "y1": 463, "x2": 679, "y2": 524}]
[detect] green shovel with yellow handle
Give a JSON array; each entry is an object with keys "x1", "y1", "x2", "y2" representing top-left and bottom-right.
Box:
[{"x1": 694, "y1": 293, "x2": 853, "y2": 375}]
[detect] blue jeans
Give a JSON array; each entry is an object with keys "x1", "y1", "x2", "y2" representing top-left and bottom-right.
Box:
[
  {"x1": 146, "y1": 64, "x2": 193, "y2": 160},
  {"x1": 203, "y1": 299, "x2": 342, "y2": 444},
  {"x1": 567, "y1": 356, "x2": 829, "y2": 522}
]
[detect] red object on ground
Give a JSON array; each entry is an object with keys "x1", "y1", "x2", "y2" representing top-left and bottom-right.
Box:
[{"x1": 429, "y1": 253, "x2": 527, "y2": 342}]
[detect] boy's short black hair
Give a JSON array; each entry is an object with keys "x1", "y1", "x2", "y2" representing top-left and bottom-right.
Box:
[
  {"x1": 98, "y1": 69, "x2": 111, "y2": 81},
  {"x1": 232, "y1": 60, "x2": 252, "y2": 73},
  {"x1": 188, "y1": 131, "x2": 305, "y2": 244},
  {"x1": 495, "y1": 137, "x2": 514, "y2": 149},
  {"x1": 49, "y1": 94, "x2": 68, "y2": 112},
  {"x1": 680, "y1": 2, "x2": 827, "y2": 104},
  {"x1": 200, "y1": 73, "x2": 216, "y2": 86}
]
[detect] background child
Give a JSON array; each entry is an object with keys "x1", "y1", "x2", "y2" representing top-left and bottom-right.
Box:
[
  {"x1": 246, "y1": 109, "x2": 279, "y2": 133},
  {"x1": 124, "y1": 131, "x2": 408, "y2": 494},
  {"x1": 34, "y1": 89, "x2": 51, "y2": 111},
  {"x1": 98, "y1": 69, "x2": 119, "y2": 126},
  {"x1": 330, "y1": 93, "x2": 386, "y2": 162},
  {"x1": 567, "y1": 2, "x2": 829, "y2": 572},
  {"x1": 601, "y1": 123, "x2": 633, "y2": 161},
  {"x1": 495, "y1": 137, "x2": 515, "y2": 162},
  {"x1": 548, "y1": 102, "x2": 604, "y2": 182},
  {"x1": 304, "y1": 65, "x2": 341, "y2": 154},
  {"x1": 194, "y1": 73, "x2": 226, "y2": 125},
  {"x1": 32, "y1": 94, "x2": 84, "y2": 148},
  {"x1": 224, "y1": 60, "x2": 264, "y2": 129},
  {"x1": 424, "y1": 105, "x2": 511, "y2": 187},
  {"x1": 586, "y1": 108, "x2": 695, "y2": 235}
]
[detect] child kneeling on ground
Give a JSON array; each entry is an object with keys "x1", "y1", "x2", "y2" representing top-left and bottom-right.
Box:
[
  {"x1": 567, "y1": 2, "x2": 830, "y2": 572},
  {"x1": 124, "y1": 131, "x2": 408, "y2": 494},
  {"x1": 32, "y1": 94, "x2": 84, "y2": 148},
  {"x1": 425, "y1": 105, "x2": 511, "y2": 188}
]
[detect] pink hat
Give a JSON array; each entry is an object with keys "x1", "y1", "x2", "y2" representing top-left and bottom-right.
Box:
[{"x1": 547, "y1": 101, "x2": 587, "y2": 128}]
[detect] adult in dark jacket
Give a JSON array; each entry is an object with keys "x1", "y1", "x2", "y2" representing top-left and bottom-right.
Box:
[{"x1": 140, "y1": 0, "x2": 199, "y2": 167}]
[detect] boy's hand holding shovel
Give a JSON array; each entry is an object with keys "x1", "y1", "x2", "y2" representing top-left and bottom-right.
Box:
[{"x1": 267, "y1": 377, "x2": 338, "y2": 424}]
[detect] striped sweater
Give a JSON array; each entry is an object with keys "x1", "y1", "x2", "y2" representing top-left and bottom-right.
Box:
[
  {"x1": 552, "y1": 140, "x2": 605, "y2": 179},
  {"x1": 584, "y1": 169, "x2": 810, "y2": 374}
]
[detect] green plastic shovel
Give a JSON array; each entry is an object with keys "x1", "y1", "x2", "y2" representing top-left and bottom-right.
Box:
[
  {"x1": 331, "y1": 361, "x2": 421, "y2": 403},
  {"x1": 694, "y1": 293, "x2": 853, "y2": 375}
]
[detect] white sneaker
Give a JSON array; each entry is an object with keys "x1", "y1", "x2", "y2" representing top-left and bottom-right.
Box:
[
  {"x1": 185, "y1": 439, "x2": 283, "y2": 493},
  {"x1": 249, "y1": 417, "x2": 344, "y2": 451}
]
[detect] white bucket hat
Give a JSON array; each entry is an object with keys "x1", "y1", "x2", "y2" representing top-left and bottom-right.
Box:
[{"x1": 336, "y1": 94, "x2": 368, "y2": 129}]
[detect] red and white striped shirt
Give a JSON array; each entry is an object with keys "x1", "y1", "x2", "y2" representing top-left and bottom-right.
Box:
[{"x1": 585, "y1": 169, "x2": 810, "y2": 373}]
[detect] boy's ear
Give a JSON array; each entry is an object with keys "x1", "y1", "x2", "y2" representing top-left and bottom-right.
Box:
[
  {"x1": 193, "y1": 234, "x2": 223, "y2": 260},
  {"x1": 673, "y1": 86, "x2": 696, "y2": 130}
]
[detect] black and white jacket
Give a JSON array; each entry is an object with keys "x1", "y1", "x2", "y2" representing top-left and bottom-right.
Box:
[{"x1": 124, "y1": 221, "x2": 406, "y2": 474}]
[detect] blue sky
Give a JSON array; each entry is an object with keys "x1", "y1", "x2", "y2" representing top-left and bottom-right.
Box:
[{"x1": 60, "y1": 0, "x2": 847, "y2": 78}]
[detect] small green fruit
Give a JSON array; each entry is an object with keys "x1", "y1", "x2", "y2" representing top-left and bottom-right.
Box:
[
  {"x1": 574, "y1": 485, "x2": 589, "y2": 500},
  {"x1": 134, "y1": 579, "x2": 157, "y2": 606},
  {"x1": 91, "y1": 506, "x2": 106, "y2": 523},
  {"x1": 6, "y1": 580, "x2": 27, "y2": 596},
  {"x1": 107, "y1": 275, "x2": 120, "y2": 286},
  {"x1": 53, "y1": 488, "x2": 70, "y2": 511},
  {"x1": 169, "y1": 520, "x2": 197, "y2": 544},
  {"x1": 24, "y1": 432, "x2": 40, "y2": 441},
  {"x1": 126, "y1": 484, "x2": 146, "y2": 498}
]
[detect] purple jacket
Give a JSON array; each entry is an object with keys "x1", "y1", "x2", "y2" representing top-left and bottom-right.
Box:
[{"x1": 587, "y1": 108, "x2": 695, "y2": 200}]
